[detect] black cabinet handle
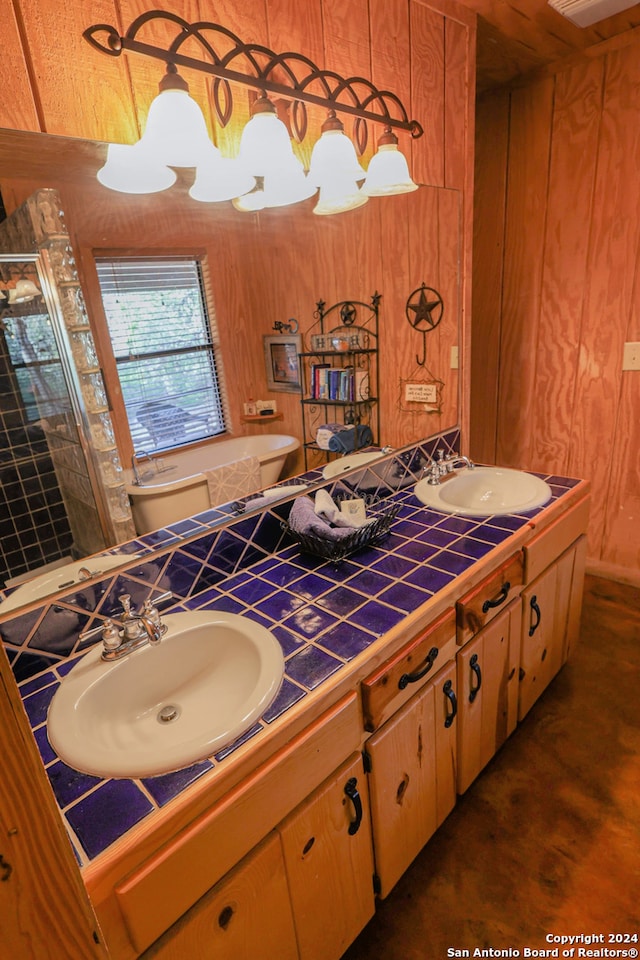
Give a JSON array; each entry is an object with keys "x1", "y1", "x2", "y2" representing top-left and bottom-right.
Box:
[
  {"x1": 443, "y1": 679, "x2": 457, "y2": 727},
  {"x1": 344, "y1": 777, "x2": 363, "y2": 835},
  {"x1": 529, "y1": 596, "x2": 542, "y2": 637},
  {"x1": 398, "y1": 646, "x2": 439, "y2": 689},
  {"x1": 469, "y1": 653, "x2": 482, "y2": 702},
  {"x1": 482, "y1": 581, "x2": 511, "y2": 614}
]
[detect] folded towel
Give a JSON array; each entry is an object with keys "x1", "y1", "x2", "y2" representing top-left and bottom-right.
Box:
[
  {"x1": 328, "y1": 424, "x2": 374, "y2": 454},
  {"x1": 314, "y1": 489, "x2": 354, "y2": 527},
  {"x1": 314, "y1": 489, "x2": 369, "y2": 528},
  {"x1": 204, "y1": 456, "x2": 261, "y2": 507},
  {"x1": 316, "y1": 423, "x2": 346, "y2": 450},
  {"x1": 288, "y1": 496, "x2": 356, "y2": 541}
]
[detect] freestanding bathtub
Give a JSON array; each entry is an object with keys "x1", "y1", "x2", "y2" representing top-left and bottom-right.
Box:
[{"x1": 125, "y1": 434, "x2": 300, "y2": 534}]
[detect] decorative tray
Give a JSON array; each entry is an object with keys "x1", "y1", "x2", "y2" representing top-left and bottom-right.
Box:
[{"x1": 282, "y1": 494, "x2": 400, "y2": 562}]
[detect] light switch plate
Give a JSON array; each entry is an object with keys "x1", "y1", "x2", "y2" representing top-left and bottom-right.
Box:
[{"x1": 622, "y1": 342, "x2": 640, "y2": 370}]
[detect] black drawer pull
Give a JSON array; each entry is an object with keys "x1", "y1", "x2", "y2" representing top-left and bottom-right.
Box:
[
  {"x1": 469, "y1": 653, "x2": 482, "y2": 702},
  {"x1": 529, "y1": 596, "x2": 542, "y2": 637},
  {"x1": 482, "y1": 581, "x2": 511, "y2": 614},
  {"x1": 344, "y1": 777, "x2": 363, "y2": 835},
  {"x1": 398, "y1": 646, "x2": 439, "y2": 689},
  {"x1": 443, "y1": 679, "x2": 457, "y2": 727}
]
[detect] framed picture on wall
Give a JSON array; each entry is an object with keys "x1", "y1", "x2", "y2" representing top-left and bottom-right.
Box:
[{"x1": 263, "y1": 334, "x2": 302, "y2": 393}]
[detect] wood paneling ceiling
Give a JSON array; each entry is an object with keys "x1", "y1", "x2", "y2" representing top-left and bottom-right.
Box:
[{"x1": 459, "y1": 0, "x2": 640, "y2": 91}]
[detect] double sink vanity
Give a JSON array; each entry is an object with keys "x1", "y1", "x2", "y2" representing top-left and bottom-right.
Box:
[{"x1": 7, "y1": 439, "x2": 590, "y2": 960}]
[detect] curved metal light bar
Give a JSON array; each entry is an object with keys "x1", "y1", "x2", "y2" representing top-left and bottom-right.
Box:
[{"x1": 83, "y1": 11, "x2": 424, "y2": 144}]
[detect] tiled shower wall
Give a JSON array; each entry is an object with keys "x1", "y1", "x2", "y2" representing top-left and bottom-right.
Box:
[{"x1": 0, "y1": 331, "x2": 74, "y2": 585}]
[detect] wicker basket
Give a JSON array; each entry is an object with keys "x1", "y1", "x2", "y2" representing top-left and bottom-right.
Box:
[{"x1": 282, "y1": 496, "x2": 400, "y2": 561}]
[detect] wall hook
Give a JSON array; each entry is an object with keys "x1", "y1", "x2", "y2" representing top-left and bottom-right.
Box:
[{"x1": 405, "y1": 283, "x2": 444, "y2": 367}]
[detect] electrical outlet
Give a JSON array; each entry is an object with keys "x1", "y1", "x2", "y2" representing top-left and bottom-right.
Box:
[
  {"x1": 450, "y1": 346, "x2": 459, "y2": 369},
  {"x1": 622, "y1": 342, "x2": 640, "y2": 370}
]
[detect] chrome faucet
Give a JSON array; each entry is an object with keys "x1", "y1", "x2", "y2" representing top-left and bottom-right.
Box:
[
  {"x1": 445, "y1": 455, "x2": 475, "y2": 472},
  {"x1": 79, "y1": 591, "x2": 173, "y2": 661},
  {"x1": 423, "y1": 449, "x2": 475, "y2": 485},
  {"x1": 131, "y1": 449, "x2": 153, "y2": 485}
]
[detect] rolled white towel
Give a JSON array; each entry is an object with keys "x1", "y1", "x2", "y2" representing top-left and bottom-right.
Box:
[
  {"x1": 314, "y1": 489, "x2": 353, "y2": 527},
  {"x1": 288, "y1": 496, "x2": 355, "y2": 541}
]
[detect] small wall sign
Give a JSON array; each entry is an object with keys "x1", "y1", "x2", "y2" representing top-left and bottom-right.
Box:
[
  {"x1": 404, "y1": 382, "x2": 438, "y2": 404},
  {"x1": 398, "y1": 376, "x2": 444, "y2": 415}
]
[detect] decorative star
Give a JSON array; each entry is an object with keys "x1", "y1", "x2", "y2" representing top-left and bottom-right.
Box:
[
  {"x1": 406, "y1": 284, "x2": 443, "y2": 332},
  {"x1": 340, "y1": 302, "x2": 357, "y2": 326}
]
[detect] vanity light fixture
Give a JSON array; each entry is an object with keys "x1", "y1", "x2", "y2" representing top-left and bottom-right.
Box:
[
  {"x1": 308, "y1": 111, "x2": 367, "y2": 214},
  {"x1": 0, "y1": 277, "x2": 42, "y2": 305},
  {"x1": 137, "y1": 63, "x2": 215, "y2": 168},
  {"x1": 9, "y1": 279, "x2": 42, "y2": 304},
  {"x1": 234, "y1": 95, "x2": 316, "y2": 209},
  {"x1": 308, "y1": 111, "x2": 367, "y2": 187},
  {"x1": 84, "y1": 11, "x2": 424, "y2": 215},
  {"x1": 313, "y1": 175, "x2": 369, "y2": 216},
  {"x1": 362, "y1": 127, "x2": 419, "y2": 197},
  {"x1": 188, "y1": 144, "x2": 255, "y2": 203},
  {"x1": 97, "y1": 142, "x2": 177, "y2": 194}
]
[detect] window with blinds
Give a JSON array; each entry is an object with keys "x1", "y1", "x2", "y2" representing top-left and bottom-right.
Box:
[{"x1": 95, "y1": 256, "x2": 226, "y2": 454}]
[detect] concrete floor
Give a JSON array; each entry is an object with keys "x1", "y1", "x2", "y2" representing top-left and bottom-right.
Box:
[{"x1": 343, "y1": 576, "x2": 640, "y2": 960}]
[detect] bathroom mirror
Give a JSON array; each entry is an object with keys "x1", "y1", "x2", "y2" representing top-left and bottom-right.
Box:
[
  {"x1": 0, "y1": 126, "x2": 462, "y2": 614},
  {"x1": 0, "y1": 249, "x2": 116, "y2": 587}
]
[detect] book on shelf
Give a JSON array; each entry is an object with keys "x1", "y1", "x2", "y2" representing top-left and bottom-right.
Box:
[{"x1": 310, "y1": 362, "x2": 330, "y2": 399}]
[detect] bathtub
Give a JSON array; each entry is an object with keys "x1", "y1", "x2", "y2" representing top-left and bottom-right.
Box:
[{"x1": 125, "y1": 434, "x2": 300, "y2": 534}]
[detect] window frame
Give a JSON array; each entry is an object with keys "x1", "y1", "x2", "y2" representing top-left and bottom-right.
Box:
[{"x1": 84, "y1": 248, "x2": 229, "y2": 467}]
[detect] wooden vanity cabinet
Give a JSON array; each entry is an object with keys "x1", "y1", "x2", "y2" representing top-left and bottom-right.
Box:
[
  {"x1": 82, "y1": 491, "x2": 590, "y2": 960},
  {"x1": 279, "y1": 752, "x2": 375, "y2": 960},
  {"x1": 519, "y1": 535, "x2": 587, "y2": 720},
  {"x1": 456, "y1": 599, "x2": 522, "y2": 794},
  {"x1": 365, "y1": 659, "x2": 457, "y2": 898},
  {"x1": 455, "y1": 554, "x2": 523, "y2": 794},
  {"x1": 360, "y1": 609, "x2": 458, "y2": 898},
  {"x1": 142, "y1": 833, "x2": 298, "y2": 960},
  {"x1": 143, "y1": 752, "x2": 375, "y2": 960},
  {"x1": 96, "y1": 694, "x2": 363, "y2": 960}
]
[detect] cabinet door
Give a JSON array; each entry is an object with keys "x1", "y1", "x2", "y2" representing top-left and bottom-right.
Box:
[
  {"x1": 519, "y1": 536, "x2": 586, "y2": 721},
  {"x1": 279, "y1": 752, "x2": 374, "y2": 960},
  {"x1": 366, "y1": 660, "x2": 457, "y2": 898},
  {"x1": 457, "y1": 599, "x2": 521, "y2": 794},
  {"x1": 142, "y1": 832, "x2": 298, "y2": 960}
]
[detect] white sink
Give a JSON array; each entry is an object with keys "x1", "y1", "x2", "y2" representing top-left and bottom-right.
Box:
[
  {"x1": 0, "y1": 554, "x2": 134, "y2": 616},
  {"x1": 47, "y1": 611, "x2": 284, "y2": 778},
  {"x1": 322, "y1": 450, "x2": 384, "y2": 479},
  {"x1": 414, "y1": 466, "x2": 552, "y2": 517}
]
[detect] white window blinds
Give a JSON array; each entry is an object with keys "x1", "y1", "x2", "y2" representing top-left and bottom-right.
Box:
[{"x1": 95, "y1": 256, "x2": 226, "y2": 454}]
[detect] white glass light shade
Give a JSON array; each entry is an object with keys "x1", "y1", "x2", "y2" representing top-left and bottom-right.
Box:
[
  {"x1": 233, "y1": 164, "x2": 317, "y2": 212},
  {"x1": 261, "y1": 162, "x2": 317, "y2": 208},
  {"x1": 238, "y1": 111, "x2": 299, "y2": 178},
  {"x1": 138, "y1": 89, "x2": 213, "y2": 167},
  {"x1": 313, "y1": 177, "x2": 368, "y2": 216},
  {"x1": 97, "y1": 143, "x2": 177, "y2": 194},
  {"x1": 309, "y1": 129, "x2": 366, "y2": 188},
  {"x1": 189, "y1": 147, "x2": 256, "y2": 203},
  {"x1": 8, "y1": 279, "x2": 41, "y2": 303},
  {"x1": 362, "y1": 143, "x2": 419, "y2": 196}
]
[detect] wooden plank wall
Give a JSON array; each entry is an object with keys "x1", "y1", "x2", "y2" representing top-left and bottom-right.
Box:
[
  {"x1": 472, "y1": 36, "x2": 640, "y2": 581},
  {"x1": 0, "y1": 0, "x2": 475, "y2": 471}
]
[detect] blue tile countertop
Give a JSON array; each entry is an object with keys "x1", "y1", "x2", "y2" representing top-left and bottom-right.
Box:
[{"x1": 11, "y1": 468, "x2": 587, "y2": 870}]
